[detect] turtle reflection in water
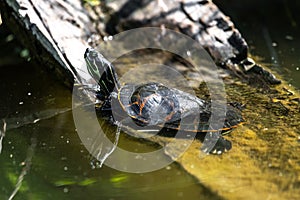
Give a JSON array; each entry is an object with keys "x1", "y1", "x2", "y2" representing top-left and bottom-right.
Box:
[{"x1": 84, "y1": 48, "x2": 244, "y2": 154}]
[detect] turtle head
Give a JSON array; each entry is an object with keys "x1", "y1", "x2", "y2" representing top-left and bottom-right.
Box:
[{"x1": 84, "y1": 48, "x2": 120, "y2": 98}]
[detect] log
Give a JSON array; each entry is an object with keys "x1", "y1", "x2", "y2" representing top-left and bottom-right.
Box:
[
  {"x1": 103, "y1": 0, "x2": 281, "y2": 85},
  {"x1": 0, "y1": 0, "x2": 280, "y2": 88}
]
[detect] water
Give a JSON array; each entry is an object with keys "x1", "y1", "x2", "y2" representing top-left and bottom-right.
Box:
[{"x1": 0, "y1": 111, "x2": 216, "y2": 200}]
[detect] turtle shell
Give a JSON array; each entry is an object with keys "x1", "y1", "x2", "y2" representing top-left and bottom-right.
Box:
[
  {"x1": 118, "y1": 82, "x2": 181, "y2": 126},
  {"x1": 118, "y1": 82, "x2": 244, "y2": 132}
]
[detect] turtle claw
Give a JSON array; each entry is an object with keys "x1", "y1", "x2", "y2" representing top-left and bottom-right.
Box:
[
  {"x1": 201, "y1": 136, "x2": 232, "y2": 155},
  {"x1": 209, "y1": 137, "x2": 232, "y2": 155}
]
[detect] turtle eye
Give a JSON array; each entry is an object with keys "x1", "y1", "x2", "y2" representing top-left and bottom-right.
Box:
[{"x1": 90, "y1": 50, "x2": 98, "y2": 58}]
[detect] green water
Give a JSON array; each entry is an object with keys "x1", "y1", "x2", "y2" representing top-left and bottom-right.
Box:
[{"x1": 0, "y1": 111, "x2": 217, "y2": 200}]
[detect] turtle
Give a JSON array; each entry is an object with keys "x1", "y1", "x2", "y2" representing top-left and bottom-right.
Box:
[{"x1": 84, "y1": 48, "x2": 244, "y2": 154}]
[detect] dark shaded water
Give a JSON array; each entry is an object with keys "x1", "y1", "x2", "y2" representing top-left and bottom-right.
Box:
[
  {"x1": 1, "y1": 0, "x2": 300, "y2": 199},
  {"x1": 215, "y1": 0, "x2": 300, "y2": 89}
]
